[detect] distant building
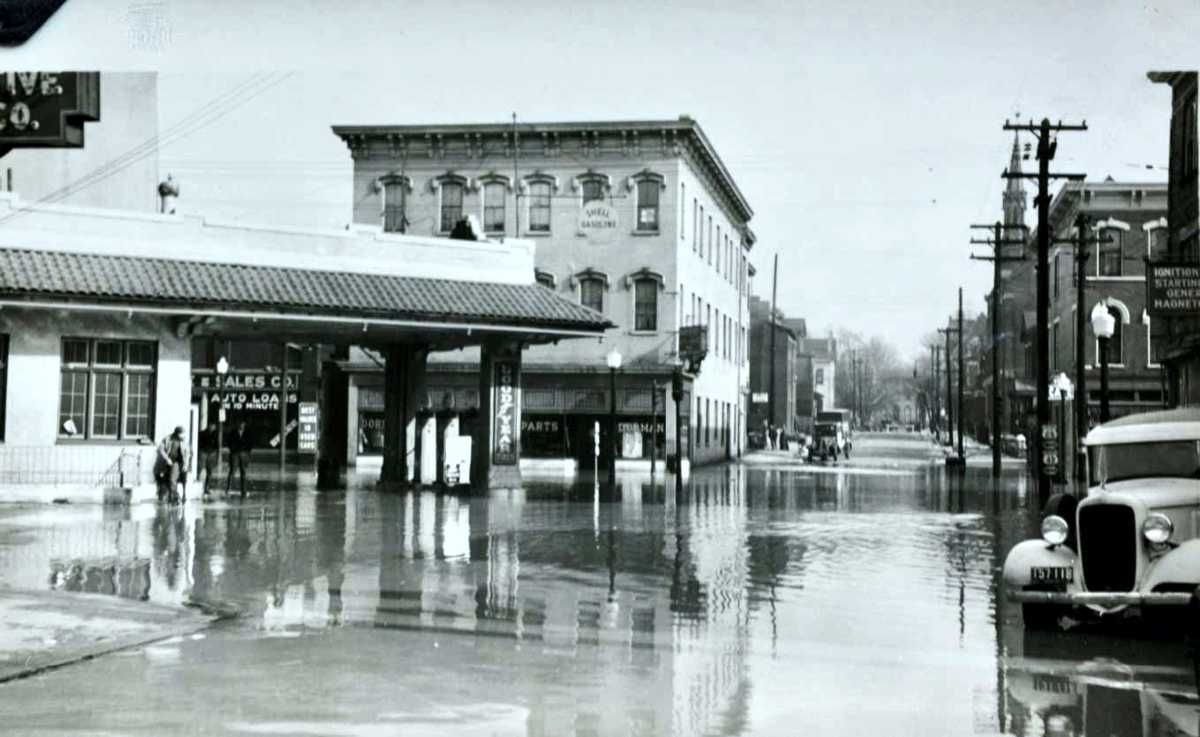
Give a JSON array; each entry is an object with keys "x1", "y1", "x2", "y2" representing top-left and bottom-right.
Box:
[
  {"x1": 796, "y1": 336, "x2": 837, "y2": 415},
  {"x1": 1148, "y1": 71, "x2": 1200, "y2": 405},
  {"x1": 748, "y1": 304, "x2": 797, "y2": 438}
]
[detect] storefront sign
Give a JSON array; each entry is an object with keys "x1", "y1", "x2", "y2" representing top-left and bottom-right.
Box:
[
  {"x1": 268, "y1": 420, "x2": 299, "y2": 448},
  {"x1": 195, "y1": 373, "x2": 298, "y2": 390},
  {"x1": 621, "y1": 430, "x2": 642, "y2": 459},
  {"x1": 297, "y1": 402, "x2": 318, "y2": 452},
  {"x1": 618, "y1": 420, "x2": 664, "y2": 435},
  {"x1": 0, "y1": 72, "x2": 99, "y2": 148},
  {"x1": 493, "y1": 360, "x2": 518, "y2": 465},
  {"x1": 1041, "y1": 424, "x2": 1060, "y2": 478},
  {"x1": 1147, "y1": 262, "x2": 1200, "y2": 315},
  {"x1": 751, "y1": 392, "x2": 768, "y2": 403},
  {"x1": 209, "y1": 391, "x2": 296, "y2": 412}
]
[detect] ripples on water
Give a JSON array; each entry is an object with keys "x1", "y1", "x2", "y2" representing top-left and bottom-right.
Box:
[{"x1": 0, "y1": 462, "x2": 1196, "y2": 736}]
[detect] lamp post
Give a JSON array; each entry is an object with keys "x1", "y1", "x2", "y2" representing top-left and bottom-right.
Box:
[
  {"x1": 1090, "y1": 302, "x2": 1115, "y2": 424},
  {"x1": 215, "y1": 355, "x2": 230, "y2": 484},
  {"x1": 1051, "y1": 372, "x2": 1073, "y2": 483},
  {"x1": 606, "y1": 348, "x2": 623, "y2": 491}
]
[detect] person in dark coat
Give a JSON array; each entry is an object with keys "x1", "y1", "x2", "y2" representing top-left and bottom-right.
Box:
[
  {"x1": 225, "y1": 420, "x2": 253, "y2": 497},
  {"x1": 197, "y1": 420, "x2": 220, "y2": 500},
  {"x1": 154, "y1": 426, "x2": 190, "y2": 504}
]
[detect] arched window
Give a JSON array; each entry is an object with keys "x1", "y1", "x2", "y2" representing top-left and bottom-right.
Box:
[
  {"x1": 582, "y1": 179, "x2": 605, "y2": 204},
  {"x1": 636, "y1": 179, "x2": 659, "y2": 231},
  {"x1": 529, "y1": 181, "x2": 552, "y2": 232},
  {"x1": 379, "y1": 175, "x2": 412, "y2": 233},
  {"x1": 482, "y1": 182, "x2": 506, "y2": 233},
  {"x1": 633, "y1": 277, "x2": 658, "y2": 331},
  {"x1": 1098, "y1": 228, "x2": 1123, "y2": 276},
  {"x1": 439, "y1": 181, "x2": 464, "y2": 233},
  {"x1": 580, "y1": 277, "x2": 604, "y2": 312}
]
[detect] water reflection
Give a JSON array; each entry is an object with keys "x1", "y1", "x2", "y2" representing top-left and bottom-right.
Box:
[{"x1": 0, "y1": 459, "x2": 1193, "y2": 735}]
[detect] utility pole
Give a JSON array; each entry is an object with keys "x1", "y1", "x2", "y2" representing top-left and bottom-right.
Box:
[
  {"x1": 958, "y1": 287, "x2": 965, "y2": 462},
  {"x1": 512, "y1": 113, "x2": 521, "y2": 236},
  {"x1": 930, "y1": 343, "x2": 938, "y2": 433},
  {"x1": 1003, "y1": 117, "x2": 1087, "y2": 507},
  {"x1": 970, "y1": 221, "x2": 1027, "y2": 476},
  {"x1": 1052, "y1": 215, "x2": 1112, "y2": 485},
  {"x1": 938, "y1": 325, "x2": 956, "y2": 450},
  {"x1": 767, "y1": 253, "x2": 779, "y2": 430}
]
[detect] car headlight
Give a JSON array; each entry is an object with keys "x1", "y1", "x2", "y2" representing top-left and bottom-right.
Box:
[
  {"x1": 1142, "y1": 513, "x2": 1174, "y2": 545},
  {"x1": 1041, "y1": 515, "x2": 1069, "y2": 546}
]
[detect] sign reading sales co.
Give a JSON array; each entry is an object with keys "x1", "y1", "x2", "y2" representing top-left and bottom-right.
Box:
[
  {"x1": 493, "y1": 360, "x2": 518, "y2": 465},
  {"x1": 1147, "y1": 262, "x2": 1200, "y2": 316}
]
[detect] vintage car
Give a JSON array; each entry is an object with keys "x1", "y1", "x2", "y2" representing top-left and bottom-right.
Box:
[{"x1": 1003, "y1": 408, "x2": 1200, "y2": 629}]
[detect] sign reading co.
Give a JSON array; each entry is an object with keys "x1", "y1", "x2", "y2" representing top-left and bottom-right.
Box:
[
  {"x1": 1147, "y1": 261, "x2": 1200, "y2": 316},
  {"x1": 0, "y1": 72, "x2": 99, "y2": 148}
]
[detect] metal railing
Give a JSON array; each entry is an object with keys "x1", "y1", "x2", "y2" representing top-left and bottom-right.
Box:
[{"x1": 0, "y1": 445, "x2": 146, "y2": 486}]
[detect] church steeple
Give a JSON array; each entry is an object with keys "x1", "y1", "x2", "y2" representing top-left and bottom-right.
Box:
[{"x1": 1002, "y1": 133, "x2": 1026, "y2": 229}]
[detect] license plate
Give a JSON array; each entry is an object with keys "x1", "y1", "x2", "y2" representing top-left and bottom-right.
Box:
[{"x1": 1031, "y1": 566, "x2": 1073, "y2": 583}]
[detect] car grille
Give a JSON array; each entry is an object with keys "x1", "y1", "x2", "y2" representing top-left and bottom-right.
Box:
[{"x1": 1078, "y1": 504, "x2": 1137, "y2": 592}]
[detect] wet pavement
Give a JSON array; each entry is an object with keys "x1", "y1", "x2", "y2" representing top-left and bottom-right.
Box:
[{"x1": 0, "y1": 432, "x2": 1195, "y2": 736}]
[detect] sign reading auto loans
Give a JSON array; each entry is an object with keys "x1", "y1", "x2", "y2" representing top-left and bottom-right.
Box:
[
  {"x1": 0, "y1": 72, "x2": 100, "y2": 148},
  {"x1": 578, "y1": 202, "x2": 618, "y2": 239},
  {"x1": 1147, "y1": 262, "x2": 1200, "y2": 316}
]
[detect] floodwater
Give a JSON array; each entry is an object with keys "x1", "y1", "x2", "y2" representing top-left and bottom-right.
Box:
[{"x1": 0, "y1": 434, "x2": 1196, "y2": 736}]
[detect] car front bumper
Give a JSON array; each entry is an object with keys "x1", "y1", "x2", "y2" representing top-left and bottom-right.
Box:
[{"x1": 1007, "y1": 589, "x2": 1196, "y2": 607}]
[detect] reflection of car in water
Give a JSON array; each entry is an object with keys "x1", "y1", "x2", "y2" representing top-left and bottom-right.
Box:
[
  {"x1": 811, "y1": 409, "x2": 852, "y2": 462},
  {"x1": 1003, "y1": 408, "x2": 1200, "y2": 630},
  {"x1": 1004, "y1": 630, "x2": 1200, "y2": 737}
]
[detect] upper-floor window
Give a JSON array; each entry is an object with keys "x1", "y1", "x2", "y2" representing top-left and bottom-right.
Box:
[
  {"x1": 634, "y1": 278, "x2": 658, "y2": 331},
  {"x1": 707, "y1": 216, "x2": 713, "y2": 264},
  {"x1": 529, "y1": 181, "x2": 552, "y2": 232},
  {"x1": 381, "y1": 177, "x2": 409, "y2": 233},
  {"x1": 1098, "y1": 229, "x2": 1123, "y2": 277},
  {"x1": 59, "y1": 338, "x2": 157, "y2": 441},
  {"x1": 440, "y1": 181, "x2": 464, "y2": 233},
  {"x1": 692, "y1": 200, "x2": 698, "y2": 251},
  {"x1": 816, "y1": 367, "x2": 825, "y2": 385},
  {"x1": 483, "y1": 182, "x2": 506, "y2": 233},
  {"x1": 636, "y1": 180, "x2": 659, "y2": 231},
  {"x1": 582, "y1": 179, "x2": 605, "y2": 204},
  {"x1": 580, "y1": 277, "x2": 604, "y2": 313},
  {"x1": 679, "y1": 184, "x2": 685, "y2": 240}
]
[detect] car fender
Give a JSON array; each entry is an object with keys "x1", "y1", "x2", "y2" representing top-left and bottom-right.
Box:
[
  {"x1": 1002, "y1": 540, "x2": 1078, "y2": 588},
  {"x1": 1143, "y1": 539, "x2": 1200, "y2": 591}
]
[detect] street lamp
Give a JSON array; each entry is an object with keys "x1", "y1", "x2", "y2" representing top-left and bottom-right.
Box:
[
  {"x1": 215, "y1": 355, "x2": 230, "y2": 486},
  {"x1": 1052, "y1": 372, "x2": 1074, "y2": 483},
  {"x1": 606, "y1": 348, "x2": 623, "y2": 490},
  {"x1": 1090, "y1": 302, "x2": 1115, "y2": 423}
]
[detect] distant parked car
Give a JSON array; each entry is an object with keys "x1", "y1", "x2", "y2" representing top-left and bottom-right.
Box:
[{"x1": 1003, "y1": 408, "x2": 1200, "y2": 630}]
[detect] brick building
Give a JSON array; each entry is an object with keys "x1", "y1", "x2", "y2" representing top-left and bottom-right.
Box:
[{"x1": 748, "y1": 296, "x2": 797, "y2": 438}]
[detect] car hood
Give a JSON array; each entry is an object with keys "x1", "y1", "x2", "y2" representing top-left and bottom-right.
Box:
[{"x1": 1086, "y1": 477, "x2": 1200, "y2": 510}]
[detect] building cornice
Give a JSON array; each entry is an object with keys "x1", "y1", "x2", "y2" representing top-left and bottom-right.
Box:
[{"x1": 332, "y1": 117, "x2": 754, "y2": 224}]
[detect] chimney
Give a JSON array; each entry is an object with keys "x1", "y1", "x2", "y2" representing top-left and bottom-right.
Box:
[{"x1": 158, "y1": 174, "x2": 180, "y2": 214}]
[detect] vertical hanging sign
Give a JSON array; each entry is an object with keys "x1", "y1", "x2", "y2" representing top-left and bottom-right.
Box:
[{"x1": 493, "y1": 359, "x2": 518, "y2": 465}]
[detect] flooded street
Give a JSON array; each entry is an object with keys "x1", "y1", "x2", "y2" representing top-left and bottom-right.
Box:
[{"x1": 0, "y1": 433, "x2": 1196, "y2": 736}]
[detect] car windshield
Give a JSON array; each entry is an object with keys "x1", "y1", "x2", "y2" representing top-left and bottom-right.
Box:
[{"x1": 1089, "y1": 440, "x2": 1200, "y2": 485}]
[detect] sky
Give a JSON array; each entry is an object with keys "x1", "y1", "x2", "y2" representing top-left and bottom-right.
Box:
[{"x1": 2, "y1": 0, "x2": 1197, "y2": 361}]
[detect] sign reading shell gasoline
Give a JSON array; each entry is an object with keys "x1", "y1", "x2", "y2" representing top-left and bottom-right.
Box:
[
  {"x1": 578, "y1": 201, "x2": 619, "y2": 241},
  {"x1": 0, "y1": 72, "x2": 100, "y2": 149}
]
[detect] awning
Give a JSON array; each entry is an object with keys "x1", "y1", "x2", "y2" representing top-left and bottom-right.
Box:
[{"x1": 0, "y1": 248, "x2": 612, "y2": 339}]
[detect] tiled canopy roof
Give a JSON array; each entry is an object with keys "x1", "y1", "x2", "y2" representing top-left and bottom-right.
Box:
[{"x1": 0, "y1": 248, "x2": 611, "y2": 332}]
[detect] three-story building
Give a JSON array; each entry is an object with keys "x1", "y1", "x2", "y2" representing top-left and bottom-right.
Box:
[{"x1": 332, "y1": 117, "x2": 755, "y2": 471}]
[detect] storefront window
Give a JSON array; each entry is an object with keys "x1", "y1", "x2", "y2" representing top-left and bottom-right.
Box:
[{"x1": 59, "y1": 338, "x2": 157, "y2": 441}]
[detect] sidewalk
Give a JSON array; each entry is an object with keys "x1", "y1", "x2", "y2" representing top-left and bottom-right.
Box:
[{"x1": 0, "y1": 588, "x2": 229, "y2": 683}]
